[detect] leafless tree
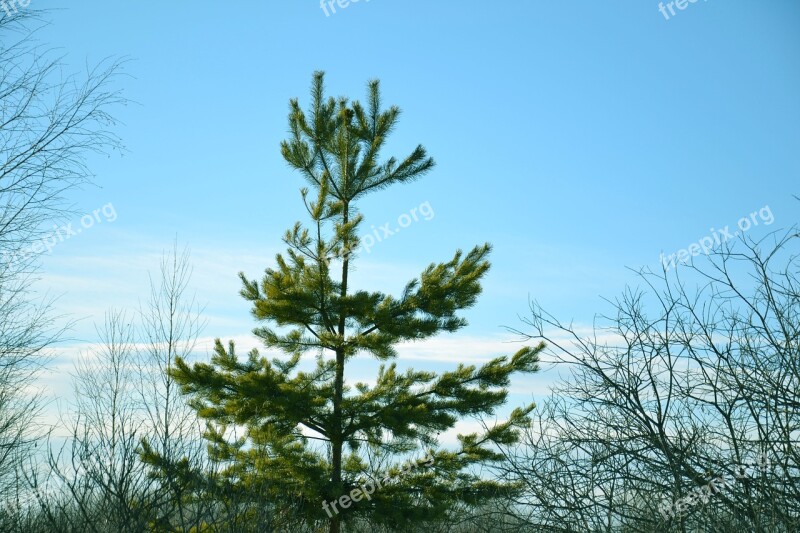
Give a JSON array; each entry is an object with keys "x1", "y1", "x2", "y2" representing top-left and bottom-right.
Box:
[
  {"x1": 0, "y1": 8, "x2": 124, "y2": 519},
  {"x1": 31, "y1": 311, "x2": 152, "y2": 532},
  {"x1": 496, "y1": 225, "x2": 800, "y2": 532},
  {"x1": 0, "y1": 10, "x2": 124, "y2": 261},
  {"x1": 20, "y1": 245, "x2": 214, "y2": 532},
  {"x1": 136, "y1": 242, "x2": 214, "y2": 531}
]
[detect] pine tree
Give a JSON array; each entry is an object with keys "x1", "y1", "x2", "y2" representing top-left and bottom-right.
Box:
[{"x1": 171, "y1": 72, "x2": 543, "y2": 533}]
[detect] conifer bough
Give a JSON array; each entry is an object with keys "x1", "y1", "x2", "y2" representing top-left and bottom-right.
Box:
[{"x1": 171, "y1": 72, "x2": 544, "y2": 533}]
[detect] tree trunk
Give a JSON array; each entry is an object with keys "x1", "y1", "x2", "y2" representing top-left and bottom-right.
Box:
[
  {"x1": 330, "y1": 203, "x2": 350, "y2": 533},
  {"x1": 330, "y1": 348, "x2": 344, "y2": 533}
]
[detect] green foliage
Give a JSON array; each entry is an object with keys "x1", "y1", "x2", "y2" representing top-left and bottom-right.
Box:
[{"x1": 170, "y1": 72, "x2": 543, "y2": 531}]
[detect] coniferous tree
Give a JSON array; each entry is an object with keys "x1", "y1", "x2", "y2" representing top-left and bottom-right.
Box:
[{"x1": 171, "y1": 72, "x2": 543, "y2": 533}]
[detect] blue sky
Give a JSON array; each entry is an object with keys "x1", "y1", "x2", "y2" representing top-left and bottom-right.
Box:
[{"x1": 22, "y1": 1, "x2": 800, "y2": 436}]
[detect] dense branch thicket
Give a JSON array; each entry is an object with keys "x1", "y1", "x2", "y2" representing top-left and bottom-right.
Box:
[{"x1": 494, "y1": 226, "x2": 800, "y2": 532}]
